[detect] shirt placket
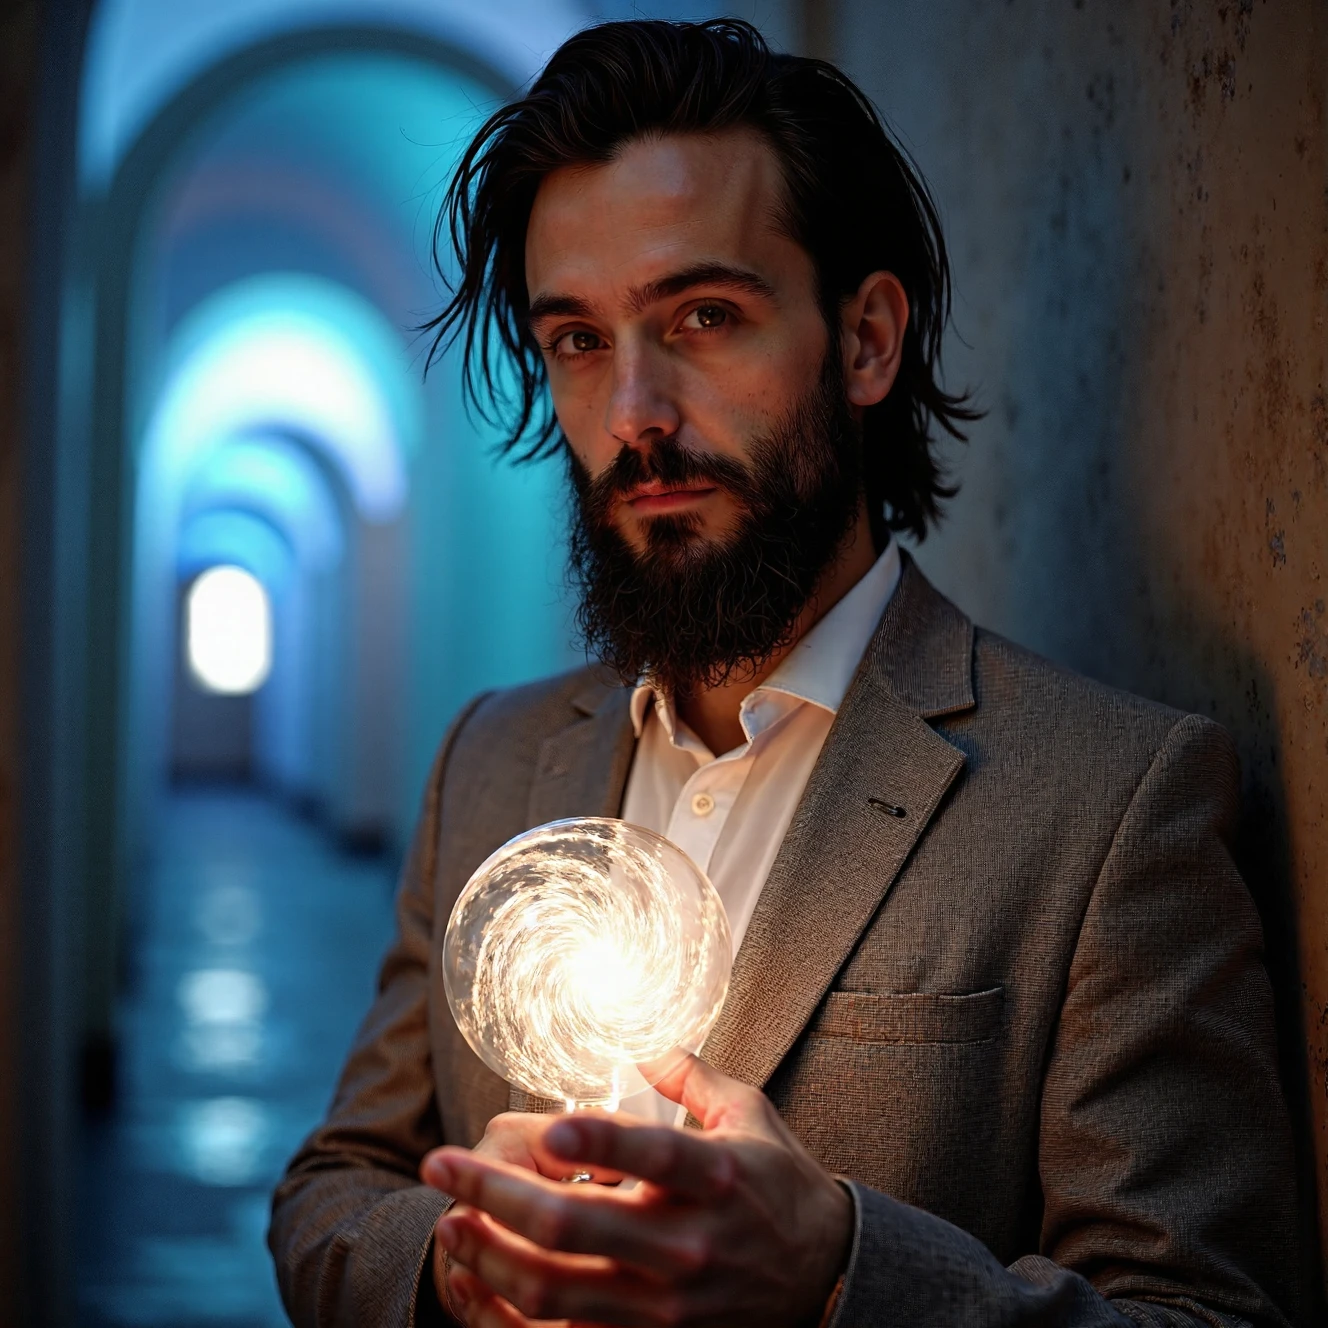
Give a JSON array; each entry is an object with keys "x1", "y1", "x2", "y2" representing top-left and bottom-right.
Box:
[{"x1": 663, "y1": 751, "x2": 752, "y2": 889}]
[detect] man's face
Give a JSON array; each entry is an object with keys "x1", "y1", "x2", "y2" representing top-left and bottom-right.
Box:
[
  {"x1": 524, "y1": 128, "x2": 870, "y2": 696},
  {"x1": 525, "y1": 128, "x2": 834, "y2": 556}
]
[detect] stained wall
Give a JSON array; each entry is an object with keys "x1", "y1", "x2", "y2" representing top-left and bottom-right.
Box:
[{"x1": 820, "y1": 0, "x2": 1328, "y2": 1291}]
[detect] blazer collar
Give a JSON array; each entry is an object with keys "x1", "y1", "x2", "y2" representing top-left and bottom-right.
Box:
[
  {"x1": 866, "y1": 549, "x2": 975, "y2": 719},
  {"x1": 510, "y1": 673, "x2": 635, "y2": 1114},
  {"x1": 526, "y1": 668, "x2": 635, "y2": 829},
  {"x1": 700, "y1": 554, "x2": 977, "y2": 1092}
]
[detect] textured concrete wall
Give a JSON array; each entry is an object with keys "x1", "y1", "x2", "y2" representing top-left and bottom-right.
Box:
[{"x1": 824, "y1": 0, "x2": 1327, "y2": 1290}]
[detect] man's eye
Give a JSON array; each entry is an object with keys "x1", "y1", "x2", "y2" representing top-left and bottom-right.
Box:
[
  {"x1": 683, "y1": 305, "x2": 729, "y2": 331},
  {"x1": 554, "y1": 330, "x2": 603, "y2": 356}
]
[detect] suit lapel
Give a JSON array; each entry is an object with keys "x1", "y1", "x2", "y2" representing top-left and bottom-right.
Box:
[
  {"x1": 702, "y1": 557, "x2": 976, "y2": 1090},
  {"x1": 526, "y1": 676, "x2": 635, "y2": 827},
  {"x1": 512, "y1": 675, "x2": 634, "y2": 1112}
]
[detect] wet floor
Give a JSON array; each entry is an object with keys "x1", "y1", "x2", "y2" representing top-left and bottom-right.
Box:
[{"x1": 78, "y1": 787, "x2": 399, "y2": 1327}]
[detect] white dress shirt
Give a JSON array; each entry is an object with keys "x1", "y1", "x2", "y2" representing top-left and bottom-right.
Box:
[{"x1": 618, "y1": 538, "x2": 902, "y2": 1123}]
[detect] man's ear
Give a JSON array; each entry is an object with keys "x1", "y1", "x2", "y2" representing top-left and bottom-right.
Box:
[{"x1": 841, "y1": 270, "x2": 909, "y2": 409}]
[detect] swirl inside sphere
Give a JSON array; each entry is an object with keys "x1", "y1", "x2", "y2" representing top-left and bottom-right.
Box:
[{"x1": 443, "y1": 819, "x2": 732, "y2": 1108}]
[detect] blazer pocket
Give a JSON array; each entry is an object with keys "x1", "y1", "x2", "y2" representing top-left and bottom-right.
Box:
[{"x1": 809, "y1": 985, "x2": 1005, "y2": 1045}]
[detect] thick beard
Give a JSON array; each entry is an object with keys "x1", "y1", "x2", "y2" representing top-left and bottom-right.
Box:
[{"x1": 567, "y1": 351, "x2": 865, "y2": 700}]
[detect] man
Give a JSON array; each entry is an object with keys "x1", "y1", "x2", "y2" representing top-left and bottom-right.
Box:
[{"x1": 270, "y1": 19, "x2": 1303, "y2": 1328}]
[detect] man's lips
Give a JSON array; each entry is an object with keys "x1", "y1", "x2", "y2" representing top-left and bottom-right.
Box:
[{"x1": 622, "y1": 482, "x2": 719, "y2": 514}]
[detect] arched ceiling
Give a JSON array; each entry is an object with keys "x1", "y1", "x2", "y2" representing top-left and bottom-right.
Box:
[
  {"x1": 183, "y1": 435, "x2": 346, "y2": 572},
  {"x1": 144, "y1": 273, "x2": 417, "y2": 524},
  {"x1": 146, "y1": 50, "x2": 499, "y2": 342},
  {"x1": 80, "y1": 0, "x2": 591, "y2": 192},
  {"x1": 178, "y1": 509, "x2": 297, "y2": 594}
]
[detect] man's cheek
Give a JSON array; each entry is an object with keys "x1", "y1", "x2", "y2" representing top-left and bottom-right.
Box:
[
  {"x1": 563, "y1": 435, "x2": 600, "y2": 482},
  {"x1": 553, "y1": 386, "x2": 617, "y2": 468}
]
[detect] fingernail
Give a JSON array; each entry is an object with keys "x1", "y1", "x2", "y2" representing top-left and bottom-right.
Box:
[
  {"x1": 425, "y1": 1158, "x2": 453, "y2": 1189},
  {"x1": 546, "y1": 1121, "x2": 579, "y2": 1154},
  {"x1": 436, "y1": 1218, "x2": 458, "y2": 1251}
]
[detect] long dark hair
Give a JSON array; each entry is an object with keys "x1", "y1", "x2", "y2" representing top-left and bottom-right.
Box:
[{"x1": 423, "y1": 18, "x2": 979, "y2": 544}]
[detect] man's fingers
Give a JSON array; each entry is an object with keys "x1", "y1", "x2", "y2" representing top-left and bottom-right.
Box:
[
  {"x1": 440, "y1": 1210, "x2": 675, "y2": 1328},
  {"x1": 476, "y1": 1114, "x2": 555, "y2": 1171},
  {"x1": 421, "y1": 1124, "x2": 625, "y2": 1192},
  {"x1": 441, "y1": 1205, "x2": 615, "y2": 1280},
  {"x1": 431, "y1": 1148, "x2": 710, "y2": 1275},
  {"x1": 423, "y1": 1146, "x2": 457, "y2": 1191},
  {"x1": 447, "y1": 1260, "x2": 538, "y2": 1328},
  {"x1": 482, "y1": 1112, "x2": 629, "y2": 1183},
  {"x1": 429, "y1": 1146, "x2": 587, "y2": 1213},
  {"x1": 651, "y1": 1054, "x2": 768, "y2": 1133},
  {"x1": 543, "y1": 1114, "x2": 737, "y2": 1202}
]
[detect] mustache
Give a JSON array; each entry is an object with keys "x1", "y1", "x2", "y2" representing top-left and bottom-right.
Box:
[{"x1": 575, "y1": 436, "x2": 758, "y2": 521}]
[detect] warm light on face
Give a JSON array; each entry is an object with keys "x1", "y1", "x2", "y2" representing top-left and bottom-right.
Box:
[{"x1": 186, "y1": 565, "x2": 273, "y2": 695}]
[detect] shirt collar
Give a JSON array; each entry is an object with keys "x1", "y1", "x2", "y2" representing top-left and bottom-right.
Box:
[{"x1": 629, "y1": 536, "x2": 902, "y2": 745}]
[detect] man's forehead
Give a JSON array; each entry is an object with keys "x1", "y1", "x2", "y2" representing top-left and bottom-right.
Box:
[{"x1": 524, "y1": 129, "x2": 795, "y2": 304}]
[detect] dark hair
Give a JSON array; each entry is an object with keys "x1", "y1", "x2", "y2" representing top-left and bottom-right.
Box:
[{"x1": 423, "y1": 18, "x2": 979, "y2": 544}]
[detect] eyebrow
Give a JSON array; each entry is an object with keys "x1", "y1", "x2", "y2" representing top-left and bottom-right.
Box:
[{"x1": 526, "y1": 261, "x2": 777, "y2": 327}]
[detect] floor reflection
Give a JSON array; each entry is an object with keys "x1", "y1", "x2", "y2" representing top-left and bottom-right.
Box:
[
  {"x1": 176, "y1": 969, "x2": 268, "y2": 1072},
  {"x1": 79, "y1": 788, "x2": 398, "y2": 1327}
]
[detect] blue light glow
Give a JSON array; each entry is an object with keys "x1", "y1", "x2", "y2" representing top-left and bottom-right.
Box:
[
  {"x1": 145, "y1": 276, "x2": 411, "y2": 522},
  {"x1": 178, "y1": 510, "x2": 295, "y2": 594},
  {"x1": 176, "y1": 1097, "x2": 270, "y2": 1186},
  {"x1": 184, "y1": 435, "x2": 344, "y2": 571},
  {"x1": 80, "y1": 0, "x2": 584, "y2": 191},
  {"x1": 176, "y1": 967, "x2": 268, "y2": 1072}
]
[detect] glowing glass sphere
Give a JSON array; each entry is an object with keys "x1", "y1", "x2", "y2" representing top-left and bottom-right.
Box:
[{"x1": 443, "y1": 818, "x2": 732, "y2": 1110}]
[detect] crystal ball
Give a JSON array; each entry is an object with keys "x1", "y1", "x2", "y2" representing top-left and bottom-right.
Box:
[{"x1": 443, "y1": 817, "x2": 733, "y2": 1110}]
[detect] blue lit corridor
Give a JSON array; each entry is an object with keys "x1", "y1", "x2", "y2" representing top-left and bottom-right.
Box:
[{"x1": 78, "y1": 790, "x2": 399, "y2": 1327}]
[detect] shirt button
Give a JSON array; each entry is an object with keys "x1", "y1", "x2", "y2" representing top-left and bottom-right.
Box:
[{"x1": 690, "y1": 791, "x2": 716, "y2": 817}]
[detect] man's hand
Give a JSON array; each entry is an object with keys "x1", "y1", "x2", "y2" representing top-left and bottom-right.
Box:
[
  {"x1": 421, "y1": 1110, "x2": 625, "y2": 1322},
  {"x1": 419, "y1": 1056, "x2": 853, "y2": 1328}
]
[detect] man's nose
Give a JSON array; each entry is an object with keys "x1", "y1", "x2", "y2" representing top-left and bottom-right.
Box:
[{"x1": 603, "y1": 343, "x2": 680, "y2": 449}]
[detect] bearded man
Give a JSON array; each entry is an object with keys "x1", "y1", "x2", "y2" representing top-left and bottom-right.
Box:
[{"x1": 269, "y1": 19, "x2": 1303, "y2": 1328}]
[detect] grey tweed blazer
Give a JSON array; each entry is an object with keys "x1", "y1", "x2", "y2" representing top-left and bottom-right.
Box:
[{"x1": 270, "y1": 556, "x2": 1304, "y2": 1327}]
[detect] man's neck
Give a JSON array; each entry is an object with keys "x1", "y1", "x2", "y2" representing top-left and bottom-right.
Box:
[{"x1": 676, "y1": 503, "x2": 879, "y2": 756}]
